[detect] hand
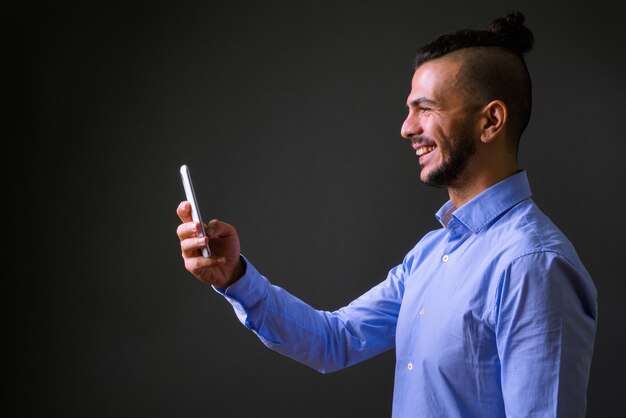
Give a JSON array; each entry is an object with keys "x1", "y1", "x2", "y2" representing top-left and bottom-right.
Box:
[{"x1": 176, "y1": 201, "x2": 244, "y2": 289}]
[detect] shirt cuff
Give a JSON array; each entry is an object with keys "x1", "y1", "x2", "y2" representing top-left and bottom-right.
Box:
[{"x1": 212, "y1": 255, "x2": 269, "y2": 324}]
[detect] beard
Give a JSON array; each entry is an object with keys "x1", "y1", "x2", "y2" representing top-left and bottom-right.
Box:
[{"x1": 421, "y1": 126, "x2": 477, "y2": 188}]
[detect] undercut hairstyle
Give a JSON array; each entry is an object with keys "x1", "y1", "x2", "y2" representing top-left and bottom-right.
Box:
[{"x1": 414, "y1": 10, "x2": 534, "y2": 152}]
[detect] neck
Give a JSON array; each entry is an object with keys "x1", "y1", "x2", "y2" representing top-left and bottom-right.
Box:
[{"x1": 447, "y1": 162, "x2": 518, "y2": 208}]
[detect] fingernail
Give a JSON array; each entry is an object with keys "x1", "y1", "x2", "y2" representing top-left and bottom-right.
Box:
[{"x1": 197, "y1": 237, "x2": 206, "y2": 246}]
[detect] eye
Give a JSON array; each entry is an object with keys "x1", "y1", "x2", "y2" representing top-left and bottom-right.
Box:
[{"x1": 418, "y1": 106, "x2": 432, "y2": 114}]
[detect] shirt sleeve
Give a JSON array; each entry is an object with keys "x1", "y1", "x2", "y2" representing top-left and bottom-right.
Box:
[
  {"x1": 214, "y1": 255, "x2": 405, "y2": 373},
  {"x1": 495, "y1": 250, "x2": 597, "y2": 418}
]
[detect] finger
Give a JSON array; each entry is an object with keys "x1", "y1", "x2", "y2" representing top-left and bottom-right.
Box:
[
  {"x1": 184, "y1": 253, "x2": 227, "y2": 274},
  {"x1": 177, "y1": 221, "x2": 201, "y2": 240},
  {"x1": 205, "y1": 219, "x2": 235, "y2": 238},
  {"x1": 180, "y1": 235, "x2": 209, "y2": 254},
  {"x1": 177, "y1": 201, "x2": 192, "y2": 222}
]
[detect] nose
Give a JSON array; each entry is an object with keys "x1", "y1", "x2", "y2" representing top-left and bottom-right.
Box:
[{"x1": 401, "y1": 112, "x2": 422, "y2": 140}]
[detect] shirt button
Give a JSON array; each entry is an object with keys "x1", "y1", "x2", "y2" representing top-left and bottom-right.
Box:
[
  {"x1": 442, "y1": 254, "x2": 449, "y2": 262},
  {"x1": 407, "y1": 362, "x2": 413, "y2": 370},
  {"x1": 419, "y1": 308, "x2": 425, "y2": 316}
]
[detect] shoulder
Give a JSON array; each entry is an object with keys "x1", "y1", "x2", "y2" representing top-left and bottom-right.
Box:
[
  {"x1": 488, "y1": 198, "x2": 582, "y2": 267},
  {"x1": 481, "y1": 199, "x2": 595, "y2": 306}
]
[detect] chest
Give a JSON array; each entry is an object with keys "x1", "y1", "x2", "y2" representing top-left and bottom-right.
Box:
[{"x1": 395, "y1": 231, "x2": 500, "y2": 367}]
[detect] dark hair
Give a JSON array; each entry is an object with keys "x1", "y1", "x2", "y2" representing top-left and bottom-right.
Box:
[{"x1": 414, "y1": 10, "x2": 534, "y2": 148}]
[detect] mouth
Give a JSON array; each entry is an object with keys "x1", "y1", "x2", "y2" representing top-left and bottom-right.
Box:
[{"x1": 415, "y1": 145, "x2": 436, "y2": 157}]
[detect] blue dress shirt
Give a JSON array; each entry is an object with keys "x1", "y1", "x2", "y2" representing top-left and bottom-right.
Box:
[{"x1": 218, "y1": 171, "x2": 597, "y2": 417}]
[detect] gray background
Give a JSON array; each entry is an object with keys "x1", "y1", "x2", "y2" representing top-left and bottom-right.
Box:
[{"x1": 13, "y1": 0, "x2": 625, "y2": 417}]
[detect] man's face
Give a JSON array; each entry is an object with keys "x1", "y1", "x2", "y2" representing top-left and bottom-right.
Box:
[{"x1": 401, "y1": 58, "x2": 480, "y2": 188}]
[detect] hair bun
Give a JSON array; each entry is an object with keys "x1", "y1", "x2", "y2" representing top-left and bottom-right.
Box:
[{"x1": 489, "y1": 10, "x2": 534, "y2": 53}]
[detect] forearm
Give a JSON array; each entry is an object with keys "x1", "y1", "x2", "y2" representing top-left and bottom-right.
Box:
[{"x1": 216, "y1": 256, "x2": 399, "y2": 373}]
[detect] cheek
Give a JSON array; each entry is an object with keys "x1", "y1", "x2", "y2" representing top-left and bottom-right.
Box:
[
  {"x1": 437, "y1": 136, "x2": 452, "y2": 156},
  {"x1": 427, "y1": 128, "x2": 451, "y2": 158},
  {"x1": 430, "y1": 121, "x2": 462, "y2": 159},
  {"x1": 423, "y1": 119, "x2": 445, "y2": 143}
]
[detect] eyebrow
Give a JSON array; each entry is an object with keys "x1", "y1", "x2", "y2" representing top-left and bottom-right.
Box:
[{"x1": 407, "y1": 97, "x2": 438, "y2": 108}]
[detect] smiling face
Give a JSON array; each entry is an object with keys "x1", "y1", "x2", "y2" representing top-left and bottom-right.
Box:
[{"x1": 401, "y1": 57, "x2": 482, "y2": 188}]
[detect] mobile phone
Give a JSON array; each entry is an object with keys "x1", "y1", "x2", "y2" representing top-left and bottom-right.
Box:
[{"x1": 180, "y1": 164, "x2": 211, "y2": 257}]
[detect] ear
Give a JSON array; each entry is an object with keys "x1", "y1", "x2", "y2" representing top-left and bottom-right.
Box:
[{"x1": 479, "y1": 100, "x2": 507, "y2": 144}]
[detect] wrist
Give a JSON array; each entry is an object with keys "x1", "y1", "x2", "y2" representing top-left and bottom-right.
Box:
[{"x1": 222, "y1": 255, "x2": 246, "y2": 289}]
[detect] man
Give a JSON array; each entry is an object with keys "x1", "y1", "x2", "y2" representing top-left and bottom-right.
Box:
[{"x1": 176, "y1": 10, "x2": 597, "y2": 417}]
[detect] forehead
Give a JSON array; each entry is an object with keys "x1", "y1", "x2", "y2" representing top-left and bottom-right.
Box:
[{"x1": 407, "y1": 57, "x2": 464, "y2": 105}]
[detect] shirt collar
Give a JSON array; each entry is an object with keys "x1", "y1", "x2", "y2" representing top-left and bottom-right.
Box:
[{"x1": 435, "y1": 170, "x2": 532, "y2": 233}]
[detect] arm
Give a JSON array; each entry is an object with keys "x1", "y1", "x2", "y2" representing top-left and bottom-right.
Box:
[
  {"x1": 217, "y1": 257, "x2": 404, "y2": 373},
  {"x1": 495, "y1": 251, "x2": 597, "y2": 418},
  {"x1": 176, "y1": 201, "x2": 404, "y2": 373}
]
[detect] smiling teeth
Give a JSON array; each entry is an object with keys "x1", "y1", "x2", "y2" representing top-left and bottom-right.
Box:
[{"x1": 416, "y1": 146, "x2": 436, "y2": 156}]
